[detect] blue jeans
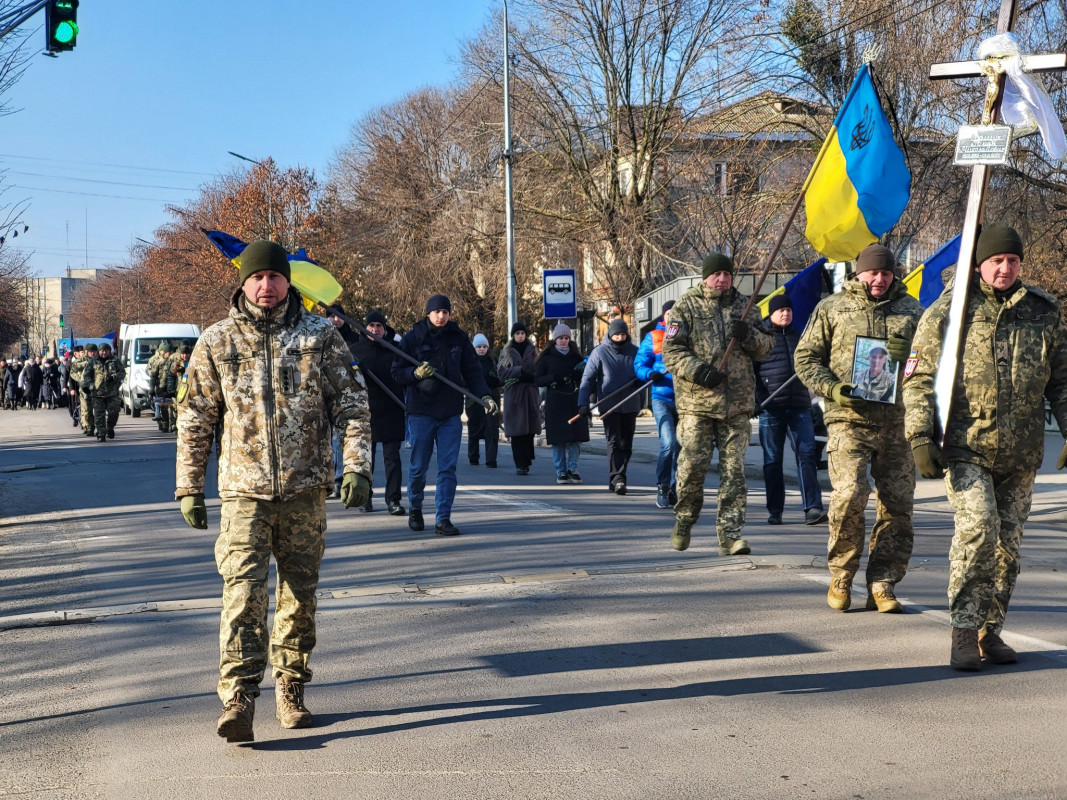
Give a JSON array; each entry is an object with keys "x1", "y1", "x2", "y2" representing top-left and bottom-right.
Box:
[
  {"x1": 651, "y1": 397, "x2": 680, "y2": 488},
  {"x1": 407, "y1": 413, "x2": 462, "y2": 523},
  {"x1": 552, "y1": 442, "x2": 580, "y2": 475},
  {"x1": 759, "y1": 408, "x2": 823, "y2": 515}
]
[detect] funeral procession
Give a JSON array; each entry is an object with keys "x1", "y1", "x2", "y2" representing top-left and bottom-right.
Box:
[{"x1": 3, "y1": 1, "x2": 1067, "y2": 798}]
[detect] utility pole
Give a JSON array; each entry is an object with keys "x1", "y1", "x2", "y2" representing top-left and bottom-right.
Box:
[{"x1": 502, "y1": 0, "x2": 518, "y2": 333}]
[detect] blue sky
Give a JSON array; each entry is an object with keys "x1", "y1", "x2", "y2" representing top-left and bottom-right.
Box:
[{"x1": 1, "y1": 0, "x2": 497, "y2": 276}]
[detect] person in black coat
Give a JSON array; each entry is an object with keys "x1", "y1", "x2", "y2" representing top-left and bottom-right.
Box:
[
  {"x1": 392, "y1": 294, "x2": 495, "y2": 536},
  {"x1": 497, "y1": 321, "x2": 542, "y2": 475},
  {"x1": 21, "y1": 359, "x2": 43, "y2": 410},
  {"x1": 535, "y1": 323, "x2": 589, "y2": 484},
  {"x1": 754, "y1": 294, "x2": 825, "y2": 525},
  {"x1": 467, "y1": 333, "x2": 502, "y2": 467},
  {"x1": 351, "y1": 309, "x2": 408, "y2": 516}
]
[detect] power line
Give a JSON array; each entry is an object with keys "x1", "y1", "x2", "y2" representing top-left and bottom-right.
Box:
[
  {"x1": 8, "y1": 171, "x2": 197, "y2": 191},
  {"x1": 0, "y1": 153, "x2": 217, "y2": 177}
]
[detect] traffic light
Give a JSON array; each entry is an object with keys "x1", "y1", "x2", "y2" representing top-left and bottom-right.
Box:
[
  {"x1": 59, "y1": 314, "x2": 65, "y2": 328},
  {"x1": 45, "y1": 0, "x2": 79, "y2": 53}
]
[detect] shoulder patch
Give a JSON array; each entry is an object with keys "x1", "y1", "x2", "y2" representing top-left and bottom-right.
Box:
[
  {"x1": 903, "y1": 347, "x2": 920, "y2": 380},
  {"x1": 665, "y1": 323, "x2": 680, "y2": 339}
]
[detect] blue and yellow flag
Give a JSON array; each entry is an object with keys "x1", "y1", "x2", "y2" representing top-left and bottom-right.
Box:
[
  {"x1": 201, "y1": 228, "x2": 343, "y2": 308},
  {"x1": 757, "y1": 257, "x2": 828, "y2": 332},
  {"x1": 803, "y1": 65, "x2": 911, "y2": 262},
  {"x1": 903, "y1": 234, "x2": 961, "y2": 308}
]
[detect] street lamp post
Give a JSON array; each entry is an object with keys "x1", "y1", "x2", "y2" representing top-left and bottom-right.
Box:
[
  {"x1": 502, "y1": 0, "x2": 518, "y2": 333},
  {"x1": 227, "y1": 151, "x2": 274, "y2": 238}
]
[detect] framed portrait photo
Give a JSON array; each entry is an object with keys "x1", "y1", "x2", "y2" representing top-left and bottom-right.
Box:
[{"x1": 851, "y1": 335, "x2": 898, "y2": 404}]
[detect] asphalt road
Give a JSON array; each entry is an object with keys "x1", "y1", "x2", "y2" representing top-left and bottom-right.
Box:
[{"x1": 1, "y1": 408, "x2": 1065, "y2": 799}]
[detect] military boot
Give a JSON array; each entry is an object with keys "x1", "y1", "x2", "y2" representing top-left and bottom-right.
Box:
[
  {"x1": 216, "y1": 693, "x2": 255, "y2": 742},
  {"x1": 950, "y1": 627, "x2": 982, "y2": 671},
  {"x1": 978, "y1": 630, "x2": 1018, "y2": 665},
  {"x1": 827, "y1": 576, "x2": 851, "y2": 611},
  {"x1": 275, "y1": 678, "x2": 313, "y2": 729},
  {"x1": 670, "y1": 520, "x2": 692, "y2": 551},
  {"x1": 865, "y1": 582, "x2": 903, "y2": 613},
  {"x1": 718, "y1": 537, "x2": 751, "y2": 556}
]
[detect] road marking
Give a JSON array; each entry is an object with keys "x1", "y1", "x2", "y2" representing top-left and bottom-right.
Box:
[
  {"x1": 802, "y1": 574, "x2": 1067, "y2": 664},
  {"x1": 49, "y1": 535, "x2": 112, "y2": 544}
]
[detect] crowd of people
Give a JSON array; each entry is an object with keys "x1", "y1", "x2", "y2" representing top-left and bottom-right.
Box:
[{"x1": 1, "y1": 355, "x2": 69, "y2": 410}]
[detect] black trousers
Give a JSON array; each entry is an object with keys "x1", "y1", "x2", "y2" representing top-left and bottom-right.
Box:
[
  {"x1": 371, "y1": 439, "x2": 403, "y2": 504},
  {"x1": 602, "y1": 411, "x2": 637, "y2": 487},
  {"x1": 511, "y1": 433, "x2": 536, "y2": 469},
  {"x1": 467, "y1": 408, "x2": 499, "y2": 465}
]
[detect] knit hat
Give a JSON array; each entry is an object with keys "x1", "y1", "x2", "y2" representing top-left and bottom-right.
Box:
[
  {"x1": 975, "y1": 222, "x2": 1024, "y2": 264},
  {"x1": 365, "y1": 310, "x2": 386, "y2": 327},
  {"x1": 661, "y1": 300, "x2": 675, "y2": 315},
  {"x1": 328, "y1": 303, "x2": 347, "y2": 317},
  {"x1": 607, "y1": 318, "x2": 629, "y2": 338},
  {"x1": 701, "y1": 252, "x2": 735, "y2": 279},
  {"x1": 552, "y1": 323, "x2": 572, "y2": 339},
  {"x1": 767, "y1": 294, "x2": 793, "y2": 315},
  {"x1": 85, "y1": 343, "x2": 98, "y2": 352},
  {"x1": 472, "y1": 333, "x2": 490, "y2": 348},
  {"x1": 238, "y1": 240, "x2": 291, "y2": 285},
  {"x1": 855, "y1": 244, "x2": 896, "y2": 274},
  {"x1": 180, "y1": 344, "x2": 192, "y2": 355},
  {"x1": 425, "y1": 294, "x2": 451, "y2": 314},
  {"x1": 511, "y1": 321, "x2": 528, "y2": 336}
]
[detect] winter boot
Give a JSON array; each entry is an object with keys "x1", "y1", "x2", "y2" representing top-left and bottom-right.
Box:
[
  {"x1": 656, "y1": 484, "x2": 670, "y2": 509},
  {"x1": 865, "y1": 582, "x2": 903, "y2": 613},
  {"x1": 718, "y1": 537, "x2": 751, "y2": 556},
  {"x1": 978, "y1": 630, "x2": 1018, "y2": 664},
  {"x1": 950, "y1": 627, "x2": 982, "y2": 671},
  {"x1": 827, "y1": 576, "x2": 852, "y2": 611},
  {"x1": 275, "y1": 678, "x2": 313, "y2": 729},
  {"x1": 670, "y1": 520, "x2": 692, "y2": 551},
  {"x1": 217, "y1": 693, "x2": 255, "y2": 742}
]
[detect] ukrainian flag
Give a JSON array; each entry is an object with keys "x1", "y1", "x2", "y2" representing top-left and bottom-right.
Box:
[
  {"x1": 201, "y1": 228, "x2": 343, "y2": 308},
  {"x1": 903, "y1": 234, "x2": 961, "y2": 308},
  {"x1": 757, "y1": 257, "x2": 828, "y2": 332},
  {"x1": 803, "y1": 64, "x2": 911, "y2": 262}
]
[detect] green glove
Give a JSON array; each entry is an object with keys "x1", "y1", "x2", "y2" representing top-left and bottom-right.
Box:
[
  {"x1": 482, "y1": 396, "x2": 500, "y2": 415},
  {"x1": 1057, "y1": 439, "x2": 1067, "y2": 470},
  {"x1": 913, "y1": 442, "x2": 945, "y2": 479},
  {"x1": 829, "y1": 382, "x2": 866, "y2": 409},
  {"x1": 341, "y1": 472, "x2": 372, "y2": 509},
  {"x1": 413, "y1": 362, "x2": 435, "y2": 380},
  {"x1": 886, "y1": 335, "x2": 912, "y2": 363},
  {"x1": 180, "y1": 494, "x2": 208, "y2": 529}
]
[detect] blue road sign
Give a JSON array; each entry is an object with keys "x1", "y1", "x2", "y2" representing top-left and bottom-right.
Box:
[{"x1": 543, "y1": 269, "x2": 576, "y2": 319}]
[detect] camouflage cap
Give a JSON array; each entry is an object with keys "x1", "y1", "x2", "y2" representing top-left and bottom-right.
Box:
[{"x1": 85, "y1": 343, "x2": 98, "y2": 352}]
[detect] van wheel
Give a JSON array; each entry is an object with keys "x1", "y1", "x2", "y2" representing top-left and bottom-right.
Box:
[{"x1": 132, "y1": 405, "x2": 141, "y2": 418}]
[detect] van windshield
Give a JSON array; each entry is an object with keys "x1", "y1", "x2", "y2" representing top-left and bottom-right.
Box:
[{"x1": 133, "y1": 338, "x2": 198, "y2": 364}]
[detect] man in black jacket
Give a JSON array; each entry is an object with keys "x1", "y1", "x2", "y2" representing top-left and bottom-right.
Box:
[
  {"x1": 392, "y1": 294, "x2": 496, "y2": 536},
  {"x1": 754, "y1": 295, "x2": 826, "y2": 526}
]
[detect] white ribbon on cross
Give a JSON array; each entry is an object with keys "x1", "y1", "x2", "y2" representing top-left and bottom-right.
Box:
[{"x1": 979, "y1": 33, "x2": 1067, "y2": 161}]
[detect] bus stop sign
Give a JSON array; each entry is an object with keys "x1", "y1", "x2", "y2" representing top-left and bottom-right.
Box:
[{"x1": 543, "y1": 269, "x2": 576, "y2": 319}]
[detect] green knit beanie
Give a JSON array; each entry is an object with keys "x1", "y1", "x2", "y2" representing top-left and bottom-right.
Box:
[
  {"x1": 237, "y1": 240, "x2": 291, "y2": 285},
  {"x1": 975, "y1": 223, "x2": 1024, "y2": 265},
  {"x1": 701, "y1": 252, "x2": 735, "y2": 279}
]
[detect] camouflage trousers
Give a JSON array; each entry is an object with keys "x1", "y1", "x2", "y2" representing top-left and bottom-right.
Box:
[
  {"x1": 674, "y1": 413, "x2": 750, "y2": 544},
  {"x1": 945, "y1": 461, "x2": 1033, "y2": 633},
  {"x1": 215, "y1": 491, "x2": 327, "y2": 702},
  {"x1": 80, "y1": 393, "x2": 95, "y2": 433},
  {"x1": 90, "y1": 394, "x2": 120, "y2": 438},
  {"x1": 825, "y1": 422, "x2": 914, "y2": 587}
]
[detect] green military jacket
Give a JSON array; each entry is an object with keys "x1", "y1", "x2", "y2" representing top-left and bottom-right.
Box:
[
  {"x1": 903, "y1": 278, "x2": 1067, "y2": 472},
  {"x1": 175, "y1": 288, "x2": 372, "y2": 502},
  {"x1": 794, "y1": 276, "x2": 922, "y2": 427},
  {"x1": 82, "y1": 354, "x2": 125, "y2": 397},
  {"x1": 68, "y1": 356, "x2": 87, "y2": 387},
  {"x1": 661, "y1": 283, "x2": 773, "y2": 419}
]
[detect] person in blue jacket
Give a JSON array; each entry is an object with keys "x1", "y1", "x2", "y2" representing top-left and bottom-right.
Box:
[
  {"x1": 578, "y1": 318, "x2": 640, "y2": 495},
  {"x1": 635, "y1": 301, "x2": 680, "y2": 508}
]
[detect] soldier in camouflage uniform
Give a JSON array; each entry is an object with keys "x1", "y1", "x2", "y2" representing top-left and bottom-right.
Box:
[
  {"x1": 81, "y1": 342, "x2": 125, "y2": 442},
  {"x1": 147, "y1": 343, "x2": 168, "y2": 424},
  {"x1": 73, "y1": 343, "x2": 97, "y2": 436},
  {"x1": 661, "y1": 252, "x2": 773, "y2": 554},
  {"x1": 175, "y1": 240, "x2": 373, "y2": 742},
  {"x1": 157, "y1": 346, "x2": 182, "y2": 433},
  {"x1": 794, "y1": 244, "x2": 922, "y2": 613},
  {"x1": 903, "y1": 223, "x2": 1067, "y2": 671}
]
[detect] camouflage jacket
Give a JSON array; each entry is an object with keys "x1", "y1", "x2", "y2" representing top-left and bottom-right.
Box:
[
  {"x1": 902, "y1": 278, "x2": 1067, "y2": 472},
  {"x1": 82, "y1": 355, "x2": 125, "y2": 397},
  {"x1": 175, "y1": 288, "x2": 372, "y2": 501},
  {"x1": 68, "y1": 357, "x2": 87, "y2": 389},
  {"x1": 158, "y1": 353, "x2": 181, "y2": 396},
  {"x1": 661, "y1": 283, "x2": 773, "y2": 419},
  {"x1": 147, "y1": 351, "x2": 165, "y2": 394},
  {"x1": 794, "y1": 276, "x2": 922, "y2": 427}
]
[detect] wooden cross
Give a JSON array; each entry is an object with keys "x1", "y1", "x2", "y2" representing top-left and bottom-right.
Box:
[{"x1": 927, "y1": 0, "x2": 1067, "y2": 443}]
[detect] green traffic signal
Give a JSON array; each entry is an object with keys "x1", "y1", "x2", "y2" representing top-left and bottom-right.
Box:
[
  {"x1": 54, "y1": 20, "x2": 78, "y2": 44},
  {"x1": 45, "y1": 0, "x2": 79, "y2": 52}
]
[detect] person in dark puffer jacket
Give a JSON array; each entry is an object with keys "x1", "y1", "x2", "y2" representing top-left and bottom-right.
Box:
[{"x1": 754, "y1": 294, "x2": 825, "y2": 526}]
